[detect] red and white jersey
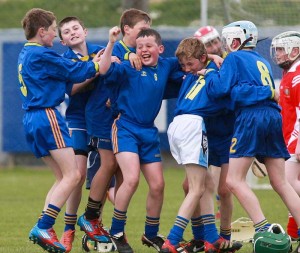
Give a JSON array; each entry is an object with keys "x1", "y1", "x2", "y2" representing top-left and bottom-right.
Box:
[{"x1": 279, "y1": 60, "x2": 300, "y2": 153}]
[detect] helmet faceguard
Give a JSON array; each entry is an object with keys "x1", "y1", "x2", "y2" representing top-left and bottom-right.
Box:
[
  {"x1": 270, "y1": 31, "x2": 300, "y2": 69},
  {"x1": 222, "y1": 20, "x2": 258, "y2": 52},
  {"x1": 194, "y1": 26, "x2": 220, "y2": 44}
]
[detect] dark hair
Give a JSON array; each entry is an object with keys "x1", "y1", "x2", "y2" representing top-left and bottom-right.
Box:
[
  {"x1": 136, "y1": 28, "x2": 162, "y2": 45},
  {"x1": 58, "y1": 16, "x2": 85, "y2": 40},
  {"x1": 21, "y1": 8, "x2": 56, "y2": 40},
  {"x1": 120, "y1": 8, "x2": 151, "y2": 36}
]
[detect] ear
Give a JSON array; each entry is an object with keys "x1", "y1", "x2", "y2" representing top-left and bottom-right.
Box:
[
  {"x1": 38, "y1": 27, "x2": 46, "y2": 38},
  {"x1": 291, "y1": 47, "x2": 300, "y2": 57},
  {"x1": 83, "y1": 28, "x2": 88, "y2": 37},
  {"x1": 158, "y1": 44, "x2": 164, "y2": 54},
  {"x1": 123, "y1": 25, "x2": 130, "y2": 35},
  {"x1": 232, "y1": 38, "x2": 240, "y2": 50}
]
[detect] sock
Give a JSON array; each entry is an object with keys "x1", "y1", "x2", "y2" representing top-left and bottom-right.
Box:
[
  {"x1": 85, "y1": 197, "x2": 102, "y2": 220},
  {"x1": 38, "y1": 211, "x2": 45, "y2": 220},
  {"x1": 110, "y1": 208, "x2": 127, "y2": 236},
  {"x1": 191, "y1": 217, "x2": 205, "y2": 241},
  {"x1": 287, "y1": 214, "x2": 298, "y2": 239},
  {"x1": 38, "y1": 204, "x2": 60, "y2": 229},
  {"x1": 144, "y1": 216, "x2": 160, "y2": 239},
  {"x1": 64, "y1": 213, "x2": 77, "y2": 231},
  {"x1": 167, "y1": 216, "x2": 189, "y2": 246},
  {"x1": 254, "y1": 219, "x2": 270, "y2": 232},
  {"x1": 220, "y1": 226, "x2": 231, "y2": 240},
  {"x1": 202, "y1": 214, "x2": 219, "y2": 243}
]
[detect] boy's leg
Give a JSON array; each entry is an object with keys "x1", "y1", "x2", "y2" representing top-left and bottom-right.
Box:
[
  {"x1": 30, "y1": 148, "x2": 81, "y2": 252},
  {"x1": 161, "y1": 164, "x2": 206, "y2": 253},
  {"x1": 78, "y1": 149, "x2": 117, "y2": 242},
  {"x1": 110, "y1": 152, "x2": 140, "y2": 253},
  {"x1": 218, "y1": 163, "x2": 234, "y2": 241},
  {"x1": 141, "y1": 162, "x2": 165, "y2": 251}
]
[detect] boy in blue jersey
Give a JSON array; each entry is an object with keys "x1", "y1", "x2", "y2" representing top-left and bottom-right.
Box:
[
  {"x1": 19, "y1": 8, "x2": 101, "y2": 253},
  {"x1": 78, "y1": 8, "x2": 159, "y2": 253},
  {"x1": 58, "y1": 16, "x2": 113, "y2": 252},
  {"x1": 94, "y1": 26, "x2": 184, "y2": 253},
  {"x1": 161, "y1": 37, "x2": 243, "y2": 253},
  {"x1": 201, "y1": 20, "x2": 300, "y2": 239}
]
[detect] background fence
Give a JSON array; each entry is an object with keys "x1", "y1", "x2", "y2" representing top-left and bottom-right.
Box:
[{"x1": 1, "y1": 0, "x2": 300, "y2": 167}]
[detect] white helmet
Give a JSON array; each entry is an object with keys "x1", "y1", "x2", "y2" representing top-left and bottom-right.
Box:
[
  {"x1": 270, "y1": 31, "x2": 300, "y2": 67},
  {"x1": 222, "y1": 20, "x2": 258, "y2": 52},
  {"x1": 194, "y1": 26, "x2": 220, "y2": 44}
]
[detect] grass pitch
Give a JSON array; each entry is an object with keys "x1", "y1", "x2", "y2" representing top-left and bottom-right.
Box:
[{"x1": 0, "y1": 166, "x2": 290, "y2": 253}]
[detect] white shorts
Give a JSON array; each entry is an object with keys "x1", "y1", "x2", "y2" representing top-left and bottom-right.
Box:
[
  {"x1": 287, "y1": 154, "x2": 300, "y2": 163},
  {"x1": 167, "y1": 114, "x2": 208, "y2": 167}
]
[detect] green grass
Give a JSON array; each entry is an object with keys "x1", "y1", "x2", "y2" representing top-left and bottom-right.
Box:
[{"x1": 0, "y1": 166, "x2": 291, "y2": 253}]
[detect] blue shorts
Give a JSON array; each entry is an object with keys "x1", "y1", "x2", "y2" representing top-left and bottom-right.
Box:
[
  {"x1": 70, "y1": 129, "x2": 89, "y2": 156},
  {"x1": 86, "y1": 149, "x2": 116, "y2": 190},
  {"x1": 23, "y1": 108, "x2": 72, "y2": 158},
  {"x1": 88, "y1": 136, "x2": 113, "y2": 151},
  {"x1": 112, "y1": 117, "x2": 161, "y2": 164},
  {"x1": 205, "y1": 112, "x2": 235, "y2": 166},
  {"x1": 230, "y1": 106, "x2": 290, "y2": 161}
]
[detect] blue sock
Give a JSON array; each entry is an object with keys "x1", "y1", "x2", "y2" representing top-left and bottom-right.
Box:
[
  {"x1": 145, "y1": 216, "x2": 160, "y2": 239},
  {"x1": 220, "y1": 226, "x2": 231, "y2": 240},
  {"x1": 202, "y1": 214, "x2": 219, "y2": 243},
  {"x1": 64, "y1": 213, "x2": 77, "y2": 231},
  {"x1": 191, "y1": 217, "x2": 204, "y2": 240},
  {"x1": 167, "y1": 216, "x2": 189, "y2": 246},
  {"x1": 38, "y1": 204, "x2": 60, "y2": 229},
  {"x1": 110, "y1": 208, "x2": 127, "y2": 236}
]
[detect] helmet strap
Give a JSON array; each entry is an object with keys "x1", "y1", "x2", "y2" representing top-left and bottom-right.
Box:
[{"x1": 238, "y1": 36, "x2": 253, "y2": 50}]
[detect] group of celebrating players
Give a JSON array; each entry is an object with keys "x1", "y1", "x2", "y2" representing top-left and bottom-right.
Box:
[{"x1": 18, "y1": 5, "x2": 300, "y2": 253}]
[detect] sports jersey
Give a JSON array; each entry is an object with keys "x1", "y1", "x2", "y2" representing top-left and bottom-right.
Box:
[
  {"x1": 207, "y1": 50, "x2": 277, "y2": 110},
  {"x1": 85, "y1": 40, "x2": 130, "y2": 139},
  {"x1": 63, "y1": 43, "x2": 103, "y2": 129},
  {"x1": 18, "y1": 42, "x2": 98, "y2": 110},
  {"x1": 104, "y1": 57, "x2": 184, "y2": 126},
  {"x1": 279, "y1": 60, "x2": 300, "y2": 153},
  {"x1": 173, "y1": 72, "x2": 228, "y2": 117}
]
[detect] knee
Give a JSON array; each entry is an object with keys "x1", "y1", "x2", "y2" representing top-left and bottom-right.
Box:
[
  {"x1": 182, "y1": 179, "x2": 189, "y2": 195},
  {"x1": 150, "y1": 180, "x2": 165, "y2": 196}
]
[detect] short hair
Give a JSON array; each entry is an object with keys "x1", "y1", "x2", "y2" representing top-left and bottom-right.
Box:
[
  {"x1": 58, "y1": 16, "x2": 85, "y2": 40},
  {"x1": 175, "y1": 37, "x2": 207, "y2": 61},
  {"x1": 136, "y1": 28, "x2": 162, "y2": 45},
  {"x1": 120, "y1": 8, "x2": 151, "y2": 36},
  {"x1": 21, "y1": 8, "x2": 56, "y2": 40}
]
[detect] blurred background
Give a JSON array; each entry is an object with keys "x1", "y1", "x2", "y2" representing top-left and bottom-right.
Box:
[{"x1": 1, "y1": 0, "x2": 300, "y2": 168}]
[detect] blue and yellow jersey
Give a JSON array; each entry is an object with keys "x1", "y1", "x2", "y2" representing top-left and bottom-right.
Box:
[
  {"x1": 207, "y1": 50, "x2": 277, "y2": 110},
  {"x1": 103, "y1": 57, "x2": 184, "y2": 126},
  {"x1": 63, "y1": 43, "x2": 103, "y2": 129},
  {"x1": 18, "y1": 42, "x2": 98, "y2": 111}
]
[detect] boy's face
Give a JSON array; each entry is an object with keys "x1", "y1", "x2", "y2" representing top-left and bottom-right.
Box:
[
  {"x1": 179, "y1": 56, "x2": 206, "y2": 75},
  {"x1": 125, "y1": 20, "x2": 150, "y2": 46},
  {"x1": 136, "y1": 35, "x2": 164, "y2": 67},
  {"x1": 41, "y1": 20, "x2": 57, "y2": 47},
  {"x1": 204, "y1": 38, "x2": 223, "y2": 57},
  {"x1": 60, "y1": 20, "x2": 87, "y2": 47}
]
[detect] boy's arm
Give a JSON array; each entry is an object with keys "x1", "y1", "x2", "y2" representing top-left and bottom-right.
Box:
[{"x1": 98, "y1": 26, "x2": 121, "y2": 75}]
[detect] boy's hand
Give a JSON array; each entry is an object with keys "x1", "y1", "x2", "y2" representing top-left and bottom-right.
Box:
[
  {"x1": 109, "y1": 26, "x2": 121, "y2": 43},
  {"x1": 93, "y1": 48, "x2": 105, "y2": 62},
  {"x1": 129, "y1": 53, "x2": 142, "y2": 70},
  {"x1": 208, "y1": 54, "x2": 223, "y2": 68}
]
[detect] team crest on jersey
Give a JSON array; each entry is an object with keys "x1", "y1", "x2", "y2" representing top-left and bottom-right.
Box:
[
  {"x1": 284, "y1": 88, "x2": 290, "y2": 96},
  {"x1": 154, "y1": 73, "x2": 158, "y2": 81},
  {"x1": 141, "y1": 71, "x2": 147, "y2": 77}
]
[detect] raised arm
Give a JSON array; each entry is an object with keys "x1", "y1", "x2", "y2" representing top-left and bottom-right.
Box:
[{"x1": 98, "y1": 26, "x2": 121, "y2": 75}]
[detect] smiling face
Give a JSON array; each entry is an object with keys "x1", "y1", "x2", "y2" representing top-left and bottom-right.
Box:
[
  {"x1": 136, "y1": 35, "x2": 164, "y2": 66},
  {"x1": 179, "y1": 57, "x2": 205, "y2": 75},
  {"x1": 59, "y1": 20, "x2": 87, "y2": 47}
]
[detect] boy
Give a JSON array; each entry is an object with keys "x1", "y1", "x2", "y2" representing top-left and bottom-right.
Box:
[
  {"x1": 19, "y1": 8, "x2": 101, "y2": 253},
  {"x1": 201, "y1": 20, "x2": 300, "y2": 239},
  {"x1": 181, "y1": 26, "x2": 235, "y2": 253},
  {"x1": 95, "y1": 27, "x2": 184, "y2": 253},
  {"x1": 271, "y1": 31, "x2": 300, "y2": 251},
  {"x1": 58, "y1": 16, "x2": 108, "y2": 252},
  {"x1": 78, "y1": 8, "x2": 155, "y2": 251}
]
